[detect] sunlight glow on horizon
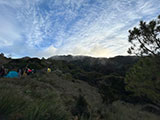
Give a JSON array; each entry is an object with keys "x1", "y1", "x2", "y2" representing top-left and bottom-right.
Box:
[{"x1": 0, "y1": 0, "x2": 160, "y2": 58}]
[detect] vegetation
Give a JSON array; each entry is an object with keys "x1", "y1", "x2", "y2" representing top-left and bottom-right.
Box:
[
  {"x1": 0, "y1": 77, "x2": 70, "y2": 120},
  {"x1": 126, "y1": 14, "x2": 160, "y2": 106},
  {"x1": 98, "y1": 75, "x2": 126, "y2": 104},
  {"x1": 104, "y1": 101, "x2": 160, "y2": 120},
  {"x1": 124, "y1": 14, "x2": 160, "y2": 119},
  {"x1": 71, "y1": 95, "x2": 90, "y2": 119},
  {"x1": 0, "y1": 53, "x2": 159, "y2": 119},
  {"x1": 125, "y1": 57, "x2": 160, "y2": 106},
  {"x1": 128, "y1": 15, "x2": 160, "y2": 56},
  {"x1": 0, "y1": 15, "x2": 160, "y2": 120}
]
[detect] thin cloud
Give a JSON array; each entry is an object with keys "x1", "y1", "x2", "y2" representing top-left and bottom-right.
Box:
[{"x1": 0, "y1": 0, "x2": 160, "y2": 58}]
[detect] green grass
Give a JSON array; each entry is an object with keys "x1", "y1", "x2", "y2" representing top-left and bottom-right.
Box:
[
  {"x1": 0, "y1": 70, "x2": 160, "y2": 120},
  {"x1": 23, "y1": 100, "x2": 69, "y2": 120},
  {"x1": 0, "y1": 90, "x2": 27, "y2": 116},
  {"x1": 103, "y1": 101, "x2": 160, "y2": 120},
  {"x1": 0, "y1": 76, "x2": 70, "y2": 120}
]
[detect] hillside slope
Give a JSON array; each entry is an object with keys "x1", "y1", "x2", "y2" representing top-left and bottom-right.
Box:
[{"x1": 0, "y1": 55, "x2": 160, "y2": 120}]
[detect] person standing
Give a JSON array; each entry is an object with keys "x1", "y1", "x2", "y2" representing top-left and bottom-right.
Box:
[
  {"x1": 47, "y1": 67, "x2": 51, "y2": 73},
  {"x1": 0, "y1": 66, "x2": 5, "y2": 77}
]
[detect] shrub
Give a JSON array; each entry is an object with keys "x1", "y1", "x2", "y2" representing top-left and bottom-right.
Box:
[
  {"x1": 24, "y1": 100, "x2": 69, "y2": 120},
  {"x1": 125, "y1": 57, "x2": 160, "y2": 105},
  {"x1": 72, "y1": 95, "x2": 90, "y2": 119},
  {"x1": 0, "y1": 90, "x2": 28, "y2": 117},
  {"x1": 98, "y1": 75, "x2": 125, "y2": 104},
  {"x1": 104, "y1": 101, "x2": 160, "y2": 120}
]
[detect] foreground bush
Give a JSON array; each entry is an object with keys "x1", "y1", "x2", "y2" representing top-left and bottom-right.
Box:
[
  {"x1": 24, "y1": 100, "x2": 69, "y2": 120},
  {"x1": 0, "y1": 79, "x2": 70, "y2": 120},
  {"x1": 104, "y1": 101, "x2": 160, "y2": 120},
  {"x1": 125, "y1": 57, "x2": 160, "y2": 106},
  {"x1": 0, "y1": 90, "x2": 27, "y2": 117}
]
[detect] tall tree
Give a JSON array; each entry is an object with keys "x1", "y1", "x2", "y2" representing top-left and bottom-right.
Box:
[
  {"x1": 126, "y1": 15, "x2": 160, "y2": 106},
  {"x1": 128, "y1": 15, "x2": 160, "y2": 56}
]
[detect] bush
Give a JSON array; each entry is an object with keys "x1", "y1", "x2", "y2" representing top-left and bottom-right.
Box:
[
  {"x1": 0, "y1": 91, "x2": 70, "y2": 120},
  {"x1": 103, "y1": 101, "x2": 160, "y2": 120},
  {"x1": 125, "y1": 57, "x2": 160, "y2": 105},
  {"x1": 0, "y1": 77, "x2": 71, "y2": 120},
  {"x1": 72, "y1": 95, "x2": 90, "y2": 119},
  {"x1": 24, "y1": 100, "x2": 69, "y2": 120},
  {"x1": 98, "y1": 75, "x2": 125, "y2": 103},
  {"x1": 0, "y1": 90, "x2": 28, "y2": 120}
]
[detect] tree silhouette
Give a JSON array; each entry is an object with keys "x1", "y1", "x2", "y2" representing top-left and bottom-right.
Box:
[{"x1": 128, "y1": 15, "x2": 160, "y2": 56}]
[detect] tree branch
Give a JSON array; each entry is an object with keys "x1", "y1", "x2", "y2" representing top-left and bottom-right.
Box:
[{"x1": 136, "y1": 36, "x2": 157, "y2": 56}]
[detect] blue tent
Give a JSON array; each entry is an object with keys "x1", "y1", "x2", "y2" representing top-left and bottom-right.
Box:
[{"x1": 5, "y1": 71, "x2": 19, "y2": 78}]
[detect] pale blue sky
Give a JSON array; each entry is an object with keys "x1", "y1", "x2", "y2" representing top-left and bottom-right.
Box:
[{"x1": 0, "y1": 0, "x2": 160, "y2": 58}]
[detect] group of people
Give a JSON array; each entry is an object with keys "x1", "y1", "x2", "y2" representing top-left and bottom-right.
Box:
[
  {"x1": 0, "y1": 65, "x2": 52, "y2": 78},
  {"x1": 17, "y1": 66, "x2": 35, "y2": 77},
  {"x1": 0, "y1": 65, "x2": 34, "y2": 78}
]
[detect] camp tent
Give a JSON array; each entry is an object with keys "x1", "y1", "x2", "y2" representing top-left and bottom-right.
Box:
[{"x1": 5, "y1": 71, "x2": 19, "y2": 78}]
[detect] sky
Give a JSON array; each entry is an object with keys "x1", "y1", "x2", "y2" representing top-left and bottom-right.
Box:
[{"x1": 0, "y1": 0, "x2": 160, "y2": 58}]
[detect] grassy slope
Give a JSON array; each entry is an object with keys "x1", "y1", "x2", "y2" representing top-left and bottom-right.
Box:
[
  {"x1": 0, "y1": 71, "x2": 103, "y2": 120},
  {"x1": 0, "y1": 55, "x2": 160, "y2": 120},
  {"x1": 0, "y1": 71, "x2": 160, "y2": 120},
  {"x1": 31, "y1": 71, "x2": 103, "y2": 112}
]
